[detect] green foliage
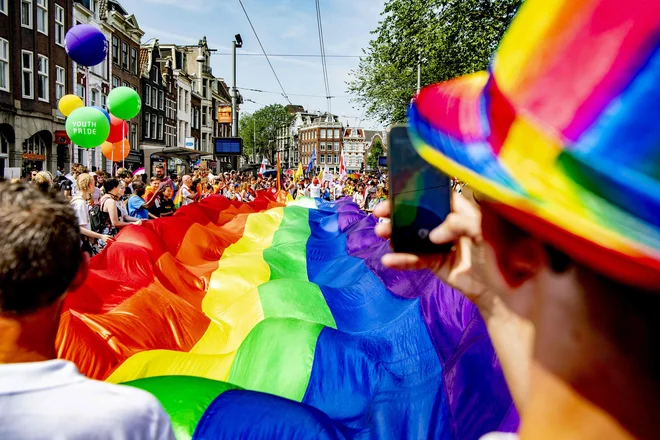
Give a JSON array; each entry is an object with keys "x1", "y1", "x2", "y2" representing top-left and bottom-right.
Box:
[
  {"x1": 367, "y1": 137, "x2": 384, "y2": 171},
  {"x1": 347, "y1": 0, "x2": 521, "y2": 126},
  {"x1": 239, "y1": 104, "x2": 294, "y2": 164}
]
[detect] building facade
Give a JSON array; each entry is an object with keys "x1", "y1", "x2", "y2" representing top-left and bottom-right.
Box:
[
  {"x1": 0, "y1": 0, "x2": 75, "y2": 178},
  {"x1": 185, "y1": 36, "x2": 214, "y2": 156},
  {"x1": 298, "y1": 112, "x2": 343, "y2": 174},
  {"x1": 139, "y1": 39, "x2": 167, "y2": 176},
  {"x1": 106, "y1": 0, "x2": 143, "y2": 171},
  {"x1": 342, "y1": 127, "x2": 367, "y2": 172},
  {"x1": 72, "y1": 0, "x2": 111, "y2": 171}
]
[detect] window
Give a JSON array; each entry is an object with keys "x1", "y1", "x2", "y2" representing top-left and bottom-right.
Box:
[
  {"x1": 22, "y1": 51, "x2": 33, "y2": 98},
  {"x1": 121, "y1": 42, "x2": 128, "y2": 70},
  {"x1": 76, "y1": 84, "x2": 85, "y2": 102},
  {"x1": 91, "y1": 0, "x2": 99, "y2": 20},
  {"x1": 151, "y1": 87, "x2": 157, "y2": 108},
  {"x1": 21, "y1": 0, "x2": 32, "y2": 28},
  {"x1": 112, "y1": 76, "x2": 120, "y2": 89},
  {"x1": 202, "y1": 79, "x2": 207, "y2": 98},
  {"x1": 159, "y1": 116, "x2": 164, "y2": 140},
  {"x1": 112, "y1": 36, "x2": 119, "y2": 65},
  {"x1": 320, "y1": 155, "x2": 325, "y2": 164},
  {"x1": 55, "y1": 5, "x2": 65, "y2": 46},
  {"x1": 201, "y1": 108, "x2": 207, "y2": 126},
  {"x1": 334, "y1": 142, "x2": 340, "y2": 151},
  {"x1": 144, "y1": 113, "x2": 150, "y2": 138},
  {"x1": 90, "y1": 89, "x2": 98, "y2": 107},
  {"x1": 159, "y1": 90, "x2": 164, "y2": 110},
  {"x1": 335, "y1": 155, "x2": 339, "y2": 164},
  {"x1": 151, "y1": 114, "x2": 157, "y2": 140},
  {"x1": 130, "y1": 48, "x2": 137, "y2": 74},
  {"x1": 0, "y1": 0, "x2": 6, "y2": 14},
  {"x1": 55, "y1": 66, "x2": 65, "y2": 101},
  {"x1": 122, "y1": 80, "x2": 128, "y2": 87},
  {"x1": 37, "y1": 55, "x2": 48, "y2": 101},
  {"x1": 101, "y1": 93, "x2": 106, "y2": 109},
  {"x1": 0, "y1": 39, "x2": 8, "y2": 92},
  {"x1": 320, "y1": 129, "x2": 326, "y2": 139},
  {"x1": 334, "y1": 129, "x2": 340, "y2": 138},
  {"x1": 320, "y1": 143, "x2": 325, "y2": 151},
  {"x1": 36, "y1": 0, "x2": 47, "y2": 34},
  {"x1": 130, "y1": 123, "x2": 137, "y2": 150}
]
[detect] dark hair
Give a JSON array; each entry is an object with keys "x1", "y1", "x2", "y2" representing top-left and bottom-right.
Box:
[
  {"x1": 150, "y1": 176, "x2": 161, "y2": 183},
  {"x1": 0, "y1": 181, "x2": 82, "y2": 314},
  {"x1": 118, "y1": 170, "x2": 132, "y2": 179},
  {"x1": 155, "y1": 164, "x2": 165, "y2": 169},
  {"x1": 103, "y1": 178, "x2": 120, "y2": 194},
  {"x1": 132, "y1": 180, "x2": 146, "y2": 197}
]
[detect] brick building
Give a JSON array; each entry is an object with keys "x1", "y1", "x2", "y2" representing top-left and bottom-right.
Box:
[
  {"x1": 106, "y1": 0, "x2": 142, "y2": 170},
  {"x1": 0, "y1": 0, "x2": 75, "y2": 177},
  {"x1": 298, "y1": 112, "x2": 343, "y2": 174}
]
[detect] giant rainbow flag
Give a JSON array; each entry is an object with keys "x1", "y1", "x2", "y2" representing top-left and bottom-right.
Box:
[{"x1": 57, "y1": 193, "x2": 517, "y2": 439}]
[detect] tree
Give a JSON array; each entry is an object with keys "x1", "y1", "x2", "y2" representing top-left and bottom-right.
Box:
[
  {"x1": 239, "y1": 104, "x2": 294, "y2": 164},
  {"x1": 347, "y1": 0, "x2": 521, "y2": 126},
  {"x1": 367, "y1": 137, "x2": 384, "y2": 171}
]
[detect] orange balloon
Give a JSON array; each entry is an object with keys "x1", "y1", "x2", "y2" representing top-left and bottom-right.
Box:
[{"x1": 101, "y1": 139, "x2": 130, "y2": 162}]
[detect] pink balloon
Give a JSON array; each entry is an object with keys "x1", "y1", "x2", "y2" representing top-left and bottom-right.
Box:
[{"x1": 107, "y1": 115, "x2": 129, "y2": 143}]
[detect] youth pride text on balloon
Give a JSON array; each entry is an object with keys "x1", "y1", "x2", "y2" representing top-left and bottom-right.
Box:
[{"x1": 68, "y1": 120, "x2": 100, "y2": 135}]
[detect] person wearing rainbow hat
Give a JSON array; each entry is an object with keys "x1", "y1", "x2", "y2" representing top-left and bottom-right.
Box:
[{"x1": 376, "y1": 1, "x2": 660, "y2": 439}]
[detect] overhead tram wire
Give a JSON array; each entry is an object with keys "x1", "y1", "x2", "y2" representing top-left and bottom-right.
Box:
[
  {"x1": 236, "y1": 86, "x2": 351, "y2": 99},
  {"x1": 213, "y1": 53, "x2": 362, "y2": 58},
  {"x1": 236, "y1": 0, "x2": 293, "y2": 105},
  {"x1": 315, "y1": 0, "x2": 332, "y2": 114}
]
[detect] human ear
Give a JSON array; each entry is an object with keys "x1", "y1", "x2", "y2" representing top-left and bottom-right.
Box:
[{"x1": 497, "y1": 236, "x2": 545, "y2": 288}]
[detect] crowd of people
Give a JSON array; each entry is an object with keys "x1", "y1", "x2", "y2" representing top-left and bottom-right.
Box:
[{"x1": 19, "y1": 162, "x2": 394, "y2": 254}]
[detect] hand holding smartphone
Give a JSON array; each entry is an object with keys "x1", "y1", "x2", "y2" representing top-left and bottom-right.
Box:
[{"x1": 388, "y1": 125, "x2": 453, "y2": 254}]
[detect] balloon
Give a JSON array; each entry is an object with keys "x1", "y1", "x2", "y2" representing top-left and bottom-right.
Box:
[
  {"x1": 58, "y1": 94, "x2": 84, "y2": 117},
  {"x1": 101, "y1": 139, "x2": 130, "y2": 162},
  {"x1": 65, "y1": 107, "x2": 111, "y2": 149},
  {"x1": 64, "y1": 24, "x2": 107, "y2": 67},
  {"x1": 91, "y1": 106, "x2": 111, "y2": 123},
  {"x1": 107, "y1": 115, "x2": 129, "y2": 143},
  {"x1": 107, "y1": 87, "x2": 141, "y2": 120}
]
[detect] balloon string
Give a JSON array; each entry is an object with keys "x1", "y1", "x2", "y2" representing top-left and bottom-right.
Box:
[{"x1": 122, "y1": 121, "x2": 126, "y2": 170}]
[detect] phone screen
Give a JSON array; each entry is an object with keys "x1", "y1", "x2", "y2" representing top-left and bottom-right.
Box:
[{"x1": 388, "y1": 125, "x2": 452, "y2": 254}]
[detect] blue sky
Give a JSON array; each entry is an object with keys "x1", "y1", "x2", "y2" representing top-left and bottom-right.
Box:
[{"x1": 120, "y1": 0, "x2": 386, "y2": 129}]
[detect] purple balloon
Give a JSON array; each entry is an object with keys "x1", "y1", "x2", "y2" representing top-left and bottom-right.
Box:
[{"x1": 65, "y1": 24, "x2": 107, "y2": 67}]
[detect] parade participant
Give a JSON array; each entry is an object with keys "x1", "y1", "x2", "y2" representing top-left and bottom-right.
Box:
[
  {"x1": 127, "y1": 181, "x2": 160, "y2": 220},
  {"x1": 159, "y1": 186, "x2": 176, "y2": 217},
  {"x1": 379, "y1": 1, "x2": 660, "y2": 438},
  {"x1": 0, "y1": 181, "x2": 175, "y2": 439},
  {"x1": 308, "y1": 177, "x2": 321, "y2": 198},
  {"x1": 70, "y1": 174, "x2": 113, "y2": 252},
  {"x1": 101, "y1": 178, "x2": 143, "y2": 234},
  {"x1": 180, "y1": 175, "x2": 198, "y2": 207},
  {"x1": 32, "y1": 171, "x2": 53, "y2": 193},
  {"x1": 154, "y1": 163, "x2": 172, "y2": 190}
]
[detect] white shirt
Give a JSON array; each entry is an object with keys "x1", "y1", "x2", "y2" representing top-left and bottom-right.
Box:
[
  {"x1": 480, "y1": 434, "x2": 518, "y2": 440},
  {"x1": 0, "y1": 360, "x2": 175, "y2": 440},
  {"x1": 70, "y1": 196, "x2": 90, "y2": 229},
  {"x1": 181, "y1": 185, "x2": 195, "y2": 206},
  {"x1": 309, "y1": 183, "x2": 321, "y2": 198}
]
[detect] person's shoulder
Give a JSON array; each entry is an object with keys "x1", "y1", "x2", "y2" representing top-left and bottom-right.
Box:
[{"x1": 67, "y1": 380, "x2": 173, "y2": 436}]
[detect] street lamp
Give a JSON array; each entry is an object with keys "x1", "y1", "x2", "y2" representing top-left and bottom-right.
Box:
[{"x1": 231, "y1": 34, "x2": 242, "y2": 138}]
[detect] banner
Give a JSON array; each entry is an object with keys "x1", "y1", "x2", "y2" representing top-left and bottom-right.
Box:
[{"x1": 217, "y1": 105, "x2": 232, "y2": 124}]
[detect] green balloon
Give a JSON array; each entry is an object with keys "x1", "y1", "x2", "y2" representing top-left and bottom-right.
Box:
[
  {"x1": 107, "y1": 86, "x2": 141, "y2": 120},
  {"x1": 66, "y1": 107, "x2": 111, "y2": 149}
]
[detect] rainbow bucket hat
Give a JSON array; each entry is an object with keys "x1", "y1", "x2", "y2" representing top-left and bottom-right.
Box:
[{"x1": 408, "y1": 0, "x2": 660, "y2": 289}]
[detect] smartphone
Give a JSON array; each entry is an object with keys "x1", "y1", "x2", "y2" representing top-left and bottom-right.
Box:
[{"x1": 388, "y1": 125, "x2": 453, "y2": 254}]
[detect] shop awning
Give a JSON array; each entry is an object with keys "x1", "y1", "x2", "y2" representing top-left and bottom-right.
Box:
[{"x1": 147, "y1": 146, "x2": 205, "y2": 159}]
